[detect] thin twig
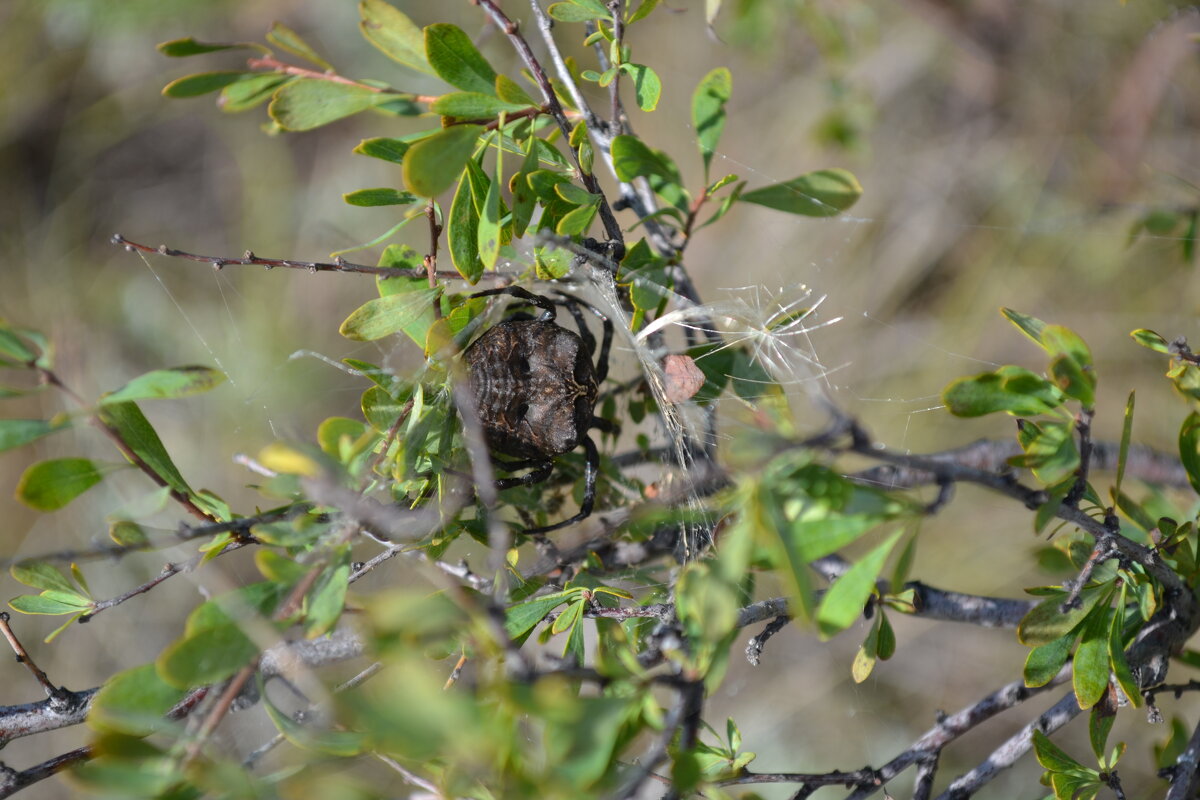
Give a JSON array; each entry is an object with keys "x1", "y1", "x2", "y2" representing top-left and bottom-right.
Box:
[{"x1": 0, "y1": 614, "x2": 69, "y2": 703}]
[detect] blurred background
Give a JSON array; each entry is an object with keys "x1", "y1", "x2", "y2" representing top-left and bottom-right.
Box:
[{"x1": 2, "y1": 0, "x2": 1199, "y2": 796}]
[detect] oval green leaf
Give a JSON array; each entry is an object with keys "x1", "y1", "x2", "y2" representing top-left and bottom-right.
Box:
[
  {"x1": 403, "y1": 124, "x2": 482, "y2": 198},
  {"x1": 815, "y1": 530, "x2": 902, "y2": 639},
  {"x1": 359, "y1": 0, "x2": 434, "y2": 75},
  {"x1": 269, "y1": 79, "x2": 388, "y2": 131},
  {"x1": 101, "y1": 366, "x2": 226, "y2": 405},
  {"x1": 692, "y1": 67, "x2": 731, "y2": 173},
  {"x1": 343, "y1": 188, "x2": 419, "y2": 207},
  {"x1": 339, "y1": 288, "x2": 443, "y2": 342},
  {"x1": 17, "y1": 458, "x2": 105, "y2": 511},
  {"x1": 425, "y1": 23, "x2": 498, "y2": 95},
  {"x1": 89, "y1": 664, "x2": 187, "y2": 736},
  {"x1": 1073, "y1": 609, "x2": 1111, "y2": 709},
  {"x1": 430, "y1": 92, "x2": 529, "y2": 119},
  {"x1": 739, "y1": 168, "x2": 862, "y2": 217},
  {"x1": 619, "y1": 63, "x2": 661, "y2": 112},
  {"x1": 11, "y1": 561, "x2": 75, "y2": 593},
  {"x1": 156, "y1": 622, "x2": 259, "y2": 689},
  {"x1": 1130, "y1": 328, "x2": 1170, "y2": 354},
  {"x1": 0, "y1": 418, "x2": 68, "y2": 453},
  {"x1": 9, "y1": 592, "x2": 92, "y2": 615}
]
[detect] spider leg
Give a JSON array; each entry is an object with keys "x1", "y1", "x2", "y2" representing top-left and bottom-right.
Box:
[
  {"x1": 470, "y1": 285, "x2": 556, "y2": 322},
  {"x1": 493, "y1": 460, "x2": 552, "y2": 490},
  {"x1": 551, "y1": 290, "x2": 613, "y2": 382},
  {"x1": 521, "y1": 435, "x2": 598, "y2": 535}
]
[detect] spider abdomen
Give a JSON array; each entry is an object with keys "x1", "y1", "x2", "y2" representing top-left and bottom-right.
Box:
[{"x1": 463, "y1": 319, "x2": 598, "y2": 460}]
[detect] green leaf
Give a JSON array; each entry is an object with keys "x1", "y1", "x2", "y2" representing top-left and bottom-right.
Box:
[
  {"x1": 1018, "y1": 585, "x2": 1109, "y2": 646},
  {"x1": 478, "y1": 141, "x2": 503, "y2": 270},
  {"x1": 0, "y1": 325, "x2": 40, "y2": 364},
  {"x1": 339, "y1": 288, "x2": 442, "y2": 343},
  {"x1": 156, "y1": 37, "x2": 268, "y2": 57},
  {"x1": 628, "y1": 0, "x2": 661, "y2": 24},
  {"x1": 0, "y1": 418, "x2": 68, "y2": 453},
  {"x1": 1109, "y1": 598, "x2": 1141, "y2": 708},
  {"x1": 89, "y1": 664, "x2": 187, "y2": 736},
  {"x1": 611, "y1": 134, "x2": 678, "y2": 183},
  {"x1": 354, "y1": 136, "x2": 413, "y2": 165},
  {"x1": 509, "y1": 137, "x2": 540, "y2": 238},
  {"x1": 305, "y1": 549, "x2": 351, "y2": 638},
  {"x1": 269, "y1": 79, "x2": 390, "y2": 131},
  {"x1": 430, "y1": 92, "x2": 529, "y2": 119},
  {"x1": 343, "y1": 188, "x2": 419, "y2": 207},
  {"x1": 1089, "y1": 707, "x2": 1115, "y2": 765},
  {"x1": 157, "y1": 621, "x2": 259, "y2": 689},
  {"x1": 739, "y1": 168, "x2": 862, "y2": 217},
  {"x1": 1115, "y1": 391, "x2": 1134, "y2": 498},
  {"x1": 448, "y1": 166, "x2": 482, "y2": 281},
  {"x1": 548, "y1": 1, "x2": 610, "y2": 22},
  {"x1": 218, "y1": 73, "x2": 290, "y2": 112},
  {"x1": 101, "y1": 366, "x2": 226, "y2": 405},
  {"x1": 266, "y1": 21, "x2": 332, "y2": 71},
  {"x1": 816, "y1": 530, "x2": 903, "y2": 639},
  {"x1": 692, "y1": 67, "x2": 731, "y2": 175},
  {"x1": 1014, "y1": 420, "x2": 1080, "y2": 486},
  {"x1": 556, "y1": 200, "x2": 599, "y2": 236},
  {"x1": 1001, "y1": 307, "x2": 1048, "y2": 346},
  {"x1": 98, "y1": 402, "x2": 195, "y2": 500},
  {"x1": 1130, "y1": 328, "x2": 1170, "y2": 354},
  {"x1": 317, "y1": 417, "x2": 368, "y2": 457},
  {"x1": 551, "y1": 597, "x2": 584, "y2": 636},
  {"x1": 1033, "y1": 729, "x2": 1085, "y2": 773},
  {"x1": 162, "y1": 72, "x2": 256, "y2": 99},
  {"x1": 16, "y1": 458, "x2": 105, "y2": 511},
  {"x1": 1180, "y1": 411, "x2": 1200, "y2": 496},
  {"x1": 403, "y1": 125, "x2": 483, "y2": 198},
  {"x1": 359, "y1": 0, "x2": 434, "y2": 75},
  {"x1": 619, "y1": 63, "x2": 662, "y2": 111},
  {"x1": 425, "y1": 23, "x2": 498, "y2": 95},
  {"x1": 505, "y1": 591, "x2": 574, "y2": 638},
  {"x1": 9, "y1": 591, "x2": 93, "y2": 615},
  {"x1": 496, "y1": 74, "x2": 536, "y2": 106},
  {"x1": 943, "y1": 365, "x2": 1064, "y2": 417},
  {"x1": 1024, "y1": 632, "x2": 1073, "y2": 687},
  {"x1": 11, "y1": 561, "x2": 76, "y2": 594},
  {"x1": 790, "y1": 514, "x2": 881, "y2": 561}
]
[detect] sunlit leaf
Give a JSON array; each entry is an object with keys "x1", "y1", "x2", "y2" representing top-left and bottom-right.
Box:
[
  {"x1": 101, "y1": 366, "x2": 226, "y2": 405},
  {"x1": 692, "y1": 67, "x2": 731, "y2": 175},
  {"x1": 403, "y1": 125, "x2": 482, "y2": 198},
  {"x1": 739, "y1": 169, "x2": 862, "y2": 217},
  {"x1": 425, "y1": 23, "x2": 498, "y2": 95},
  {"x1": 16, "y1": 458, "x2": 106, "y2": 511},
  {"x1": 359, "y1": 0, "x2": 434, "y2": 75},
  {"x1": 269, "y1": 79, "x2": 390, "y2": 131}
]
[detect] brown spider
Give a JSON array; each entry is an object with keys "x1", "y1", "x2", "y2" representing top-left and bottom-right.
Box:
[{"x1": 462, "y1": 286, "x2": 614, "y2": 533}]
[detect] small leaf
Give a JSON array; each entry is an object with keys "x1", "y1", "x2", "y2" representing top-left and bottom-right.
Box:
[
  {"x1": 555, "y1": 200, "x2": 599, "y2": 236},
  {"x1": 448, "y1": 167, "x2": 482, "y2": 281},
  {"x1": 1032, "y1": 729, "x2": 1085, "y2": 773},
  {"x1": 17, "y1": 458, "x2": 105, "y2": 511},
  {"x1": 692, "y1": 67, "x2": 731, "y2": 175},
  {"x1": 339, "y1": 289, "x2": 442, "y2": 342},
  {"x1": 619, "y1": 63, "x2": 661, "y2": 111},
  {"x1": 354, "y1": 136, "x2": 413, "y2": 165},
  {"x1": 157, "y1": 37, "x2": 268, "y2": 57},
  {"x1": 505, "y1": 591, "x2": 574, "y2": 638},
  {"x1": 359, "y1": 0, "x2": 434, "y2": 75},
  {"x1": 425, "y1": 23, "x2": 498, "y2": 95},
  {"x1": 11, "y1": 561, "x2": 75, "y2": 594},
  {"x1": 403, "y1": 125, "x2": 483, "y2": 198},
  {"x1": 611, "y1": 134, "x2": 677, "y2": 183},
  {"x1": 430, "y1": 92, "x2": 528, "y2": 119},
  {"x1": 1109, "y1": 599, "x2": 1141, "y2": 708},
  {"x1": 1073, "y1": 609, "x2": 1111, "y2": 709},
  {"x1": 496, "y1": 74, "x2": 536, "y2": 106},
  {"x1": 98, "y1": 402, "x2": 195, "y2": 501},
  {"x1": 816, "y1": 530, "x2": 903, "y2": 639},
  {"x1": 1130, "y1": 328, "x2": 1170, "y2": 354},
  {"x1": 218, "y1": 74, "x2": 290, "y2": 112},
  {"x1": 101, "y1": 366, "x2": 226, "y2": 405},
  {"x1": 1001, "y1": 308, "x2": 1048, "y2": 346},
  {"x1": 1025, "y1": 632, "x2": 1073, "y2": 687},
  {"x1": 9, "y1": 591, "x2": 93, "y2": 615},
  {"x1": 162, "y1": 72, "x2": 256, "y2": 99},
  {"x1": 89, "y1": 664, "x2": 187, "y2": 736},
  {"x1": 305, "y1": 549, "x2": 351, "y2": 638},
  {"x1": 1115, "y1": 391, "x2": 1134, "y2": 497},
  {"x1": 266, "y1": 21, "x2": 332, "y2": 71},
  {"x1": 740, "y1": 169, "x2": 862, "y2": 217},
  {"x1": 156, "y1": 622, "x2": 259, "y2": 689},
  {"x1": 269, "y1": 79, "x2": 390, "y2": 131},
  {"x1": 551, "y1": 597, "x2": 584, "y2": 636},
  {"x1": 548, "y1": 1, "x2": 610, "y2": 22},
  {"x1": 0, "y1": 418, "x2": 68, "y2": 453},
  {"x1": 478, "y1": 141, "x2": 503, "y2": 270},
  {"x1": 1089, "y1": 706, "x2": 1116, "y2": 764},
  {"x1": 1018, "y1": 585, "x2": 1108, "y2": 646},
  {"x1": 1179, "y1": 411, "x2": 1200, "y2": 497},
  {"x1": 943, "y1": 366, "x2": 1064, "y2": 417},
  {"x1": 343, "y1": 188, "x2": 419, "y2": 207}
]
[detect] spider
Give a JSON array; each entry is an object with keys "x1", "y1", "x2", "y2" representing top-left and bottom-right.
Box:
[{"x1": 462, "y1": 285, "x2": 615, "y2": 534}]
